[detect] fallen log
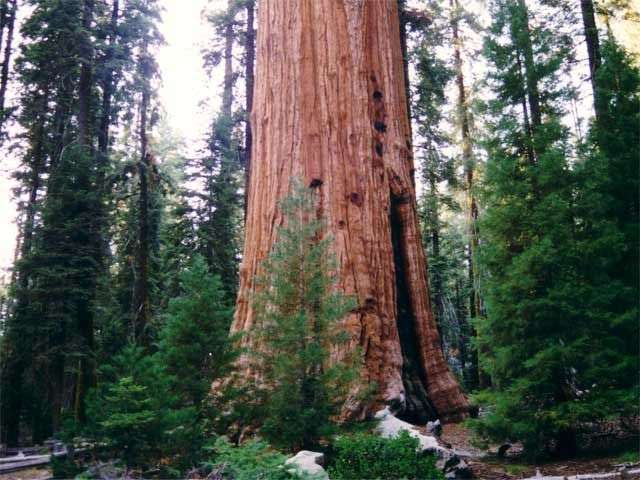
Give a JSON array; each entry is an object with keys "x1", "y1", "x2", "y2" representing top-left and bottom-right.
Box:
[
  {"x1": 0, "y1": 448, "x2": 69, "y2": 474},
  {"x1": 522, "y1": 466, "x2": 640, "y2": 480}
]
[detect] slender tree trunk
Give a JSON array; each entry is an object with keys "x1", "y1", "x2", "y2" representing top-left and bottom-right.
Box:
[
  {"x1": 0, "y1": 1, "x2": 8, "y2": 56},
  {"x1": 0, "y1": 357, "x2": 22, "y2": 446},
  {"x1": 450, "y1": 0, "x2": 481, "y2": 389},
  {"x1": 222, "y1": 19, "x2": 234, "y2": 119},
  {"x1": 220, "y1": 7, "x2": 234, "y2": 152},
  {"x1": 516, "y1": 0, "x2": 541, "y2": 132},
  {"x1": 0, "y1": 0, "x2": 16, "y2": 132},
  {"x1": 243, "y1": 0, "x2": 255, "y2": 216},
  {"x1": 19, "y1": 89, "x2": 49, "y2": 284},
  {"x1": 580, "y1": 0, "x2": 602, "y2": 119},
  {"x1": 50, "y1": 75, "x2": 74, "y2": 171},
  {"x1": 133, "y1": 46, "x2": 151, "y2": 345},
  {"x1": 95, "y1": 0, "x2": 119, "y2": 264},
  {"x1": 77, "y1": 0, "x2": 94, "y2": 149},
  {"x1": 94, "y1": 0, "x2": 119, "y2": 263},
  {"x1": 98, "y1": 0, "x2": 118, "y2": 160},
  {"x1": 73, "y1": 0, "x2": 97, "y2": 423},
  {"x1": 426, "y1": 173, "x2": 444, "y2": 342},
  {"x1": 397, "y1": 0, "x2": 413, "y2": 141},
  {"x1": 516, "y1": 52, "x2": 537, "y2": 168},
  {"x1": 232, "y1": 0, "x2": 468, "y2": 422}
]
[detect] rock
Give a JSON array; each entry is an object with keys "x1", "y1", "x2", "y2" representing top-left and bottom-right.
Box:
[
  {"x1": 438, "y1": 455, "x2": 474, "y2": 480},
  {"x1": 375, "y1": 408, "x2": 475, "y2": 479},
  {"x1": 375, "y1": 407, "x2": 448, "y2": 457},
  {"x1": 443, "y1": 457, "x2": 473, "y2": 479},
  {"x1": 85, "y1": 460, "x2": 127, "y2": 480},
  {"x1": 427, "y1": 419, "x2": 442, "y2": 437},
  {"x1": 285, "y1": 450, "x2": 328, "y2": 479},
  {"x1": 497, "y1": 443, "x2": 511, "y2": 457}
]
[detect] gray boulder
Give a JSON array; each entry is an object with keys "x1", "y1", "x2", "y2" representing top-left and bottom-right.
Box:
[
  {"x1": 375, "y1": 408, "x2": 474, "y2": 480},
  {"x1": 285, "y1": 450, "x2": 329, "y2": 479},
  {"x1": 427, "y1": 419, "x2": 442, "y2": 437}
]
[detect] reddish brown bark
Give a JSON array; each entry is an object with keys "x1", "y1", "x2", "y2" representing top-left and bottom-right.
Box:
[
  {"x1": 243, "y1": 0, "x2": 254, "y2": 216},
  {"x1": 232, "y1": 0, "x2": 468, "y2": 422}
]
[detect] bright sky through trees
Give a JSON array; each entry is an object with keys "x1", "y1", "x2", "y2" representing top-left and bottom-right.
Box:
[
  {"x1": 0, "y1": 0, "x2": 635, "y2": 276},
  {"x1": 0, "y1": 0, "x2": 216, "y2": 276}
]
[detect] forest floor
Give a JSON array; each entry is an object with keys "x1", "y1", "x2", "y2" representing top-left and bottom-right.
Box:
[
  {"x1": 0, "y1": 425, "x2": 637, "y2": 479},
  {"x1": 440, "y1": 423, "x2": 640, "y2": 479},
  {"x1": 0, "y1": 467, "x2": 50, "y2": 480}
]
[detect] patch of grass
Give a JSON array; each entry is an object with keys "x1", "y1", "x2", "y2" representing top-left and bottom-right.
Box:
[
  {"x1": 463, "y1": 418, "x2": 491, "y2": 451},
  {"x1": 504, "y1": 463, "x2": 530, "y2": 476},
  {"x1": 616, "y1": 450, "x2": 640, "y2": 464}
]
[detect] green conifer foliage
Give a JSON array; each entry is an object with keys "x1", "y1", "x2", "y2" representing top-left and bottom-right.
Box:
[
  {"x1": 158, "y1": 255, "x2": 236, "y2": 408},
  {"x1": 409, "y1": 2, "x2": 472, "y2": 380},
  {"x1": 81, "y1": 258, "x2": 236, "y2": 472},
  {"x1": 571, "y1": 37, "x2": 640, "y2": 431},
  {"x1": 84, "y1": 345, "x2": 162, "y2": 469},
  {"x1": 251, "y1": 180, "x2": 358, "y2": 451},
  {"x1": 472, "y1": 0, "x2": 640, "y2": 457},
  {"x1": 472, "y1": 0, "x2": 598, "y2": 458}
]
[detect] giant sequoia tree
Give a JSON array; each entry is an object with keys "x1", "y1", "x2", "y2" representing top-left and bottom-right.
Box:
[{"x1": 232, "y1": 0, "x2": 468, "y2": 423}]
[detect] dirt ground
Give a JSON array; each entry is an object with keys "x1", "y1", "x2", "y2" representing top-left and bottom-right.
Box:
[
  {"x1": 0, "y1": 467, "x2": 51, "y2": 480},
  {"x1": 441, "y1": 423, "x2": 640, "y2": 479}
]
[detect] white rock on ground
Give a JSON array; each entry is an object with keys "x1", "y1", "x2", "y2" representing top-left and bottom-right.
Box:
[
  {"x1": 374, "y1": 408, "x2": 473, "y2": 479},
  {"x1": 374, "y1": 407, "x2": 450, "y2": 458},
  {"x1": 285, "y1": 450, "x2": 329, "y2": 479}
]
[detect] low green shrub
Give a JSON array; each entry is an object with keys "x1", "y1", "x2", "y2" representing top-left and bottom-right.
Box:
[
  {"x1": 205, "y1": 436, "x2": 297, "y2": 479},
  {"x1": 327, "y1": 430, "x2": 444, "y2": 480},
  {"x1": 50, "y1": 455, "x2": 83, "y2": 479}
]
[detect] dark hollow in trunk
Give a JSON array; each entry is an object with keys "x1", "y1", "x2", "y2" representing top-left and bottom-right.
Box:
[{"x1": 391, "y1": 196, "x2": 437, "y2": 423}]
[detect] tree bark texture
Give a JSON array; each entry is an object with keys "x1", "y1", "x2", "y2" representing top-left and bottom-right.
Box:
[
  {"x1": 579, "y1": 0, "x2": 602, "y2": 120},
  {"x1": 243, "y1": 0, "x2": 255, "y2": 216},
  {"x1": 232, "y1": 0, "x2": 468, "y2": 422}
]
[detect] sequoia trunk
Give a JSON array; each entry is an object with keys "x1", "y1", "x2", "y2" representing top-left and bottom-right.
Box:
[{"x1": 232, "y1": 0, "x2": 468, "y2": 422}]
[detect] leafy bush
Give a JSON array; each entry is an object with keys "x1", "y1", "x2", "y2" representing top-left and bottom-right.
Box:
[
  {"x1": 327, "y1": 431, "x2": 444, "y2": 480},
  {"x1": 50, "y1": 454, "x2": 83, "y2": 479},
  {"x1": 206, "y1": 436, "x2": 297, "y2": 480}
]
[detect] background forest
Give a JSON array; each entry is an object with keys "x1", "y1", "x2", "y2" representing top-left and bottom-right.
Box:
[{"x1": 0, "y1": 0, "x2": 637, "y2": 478}]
